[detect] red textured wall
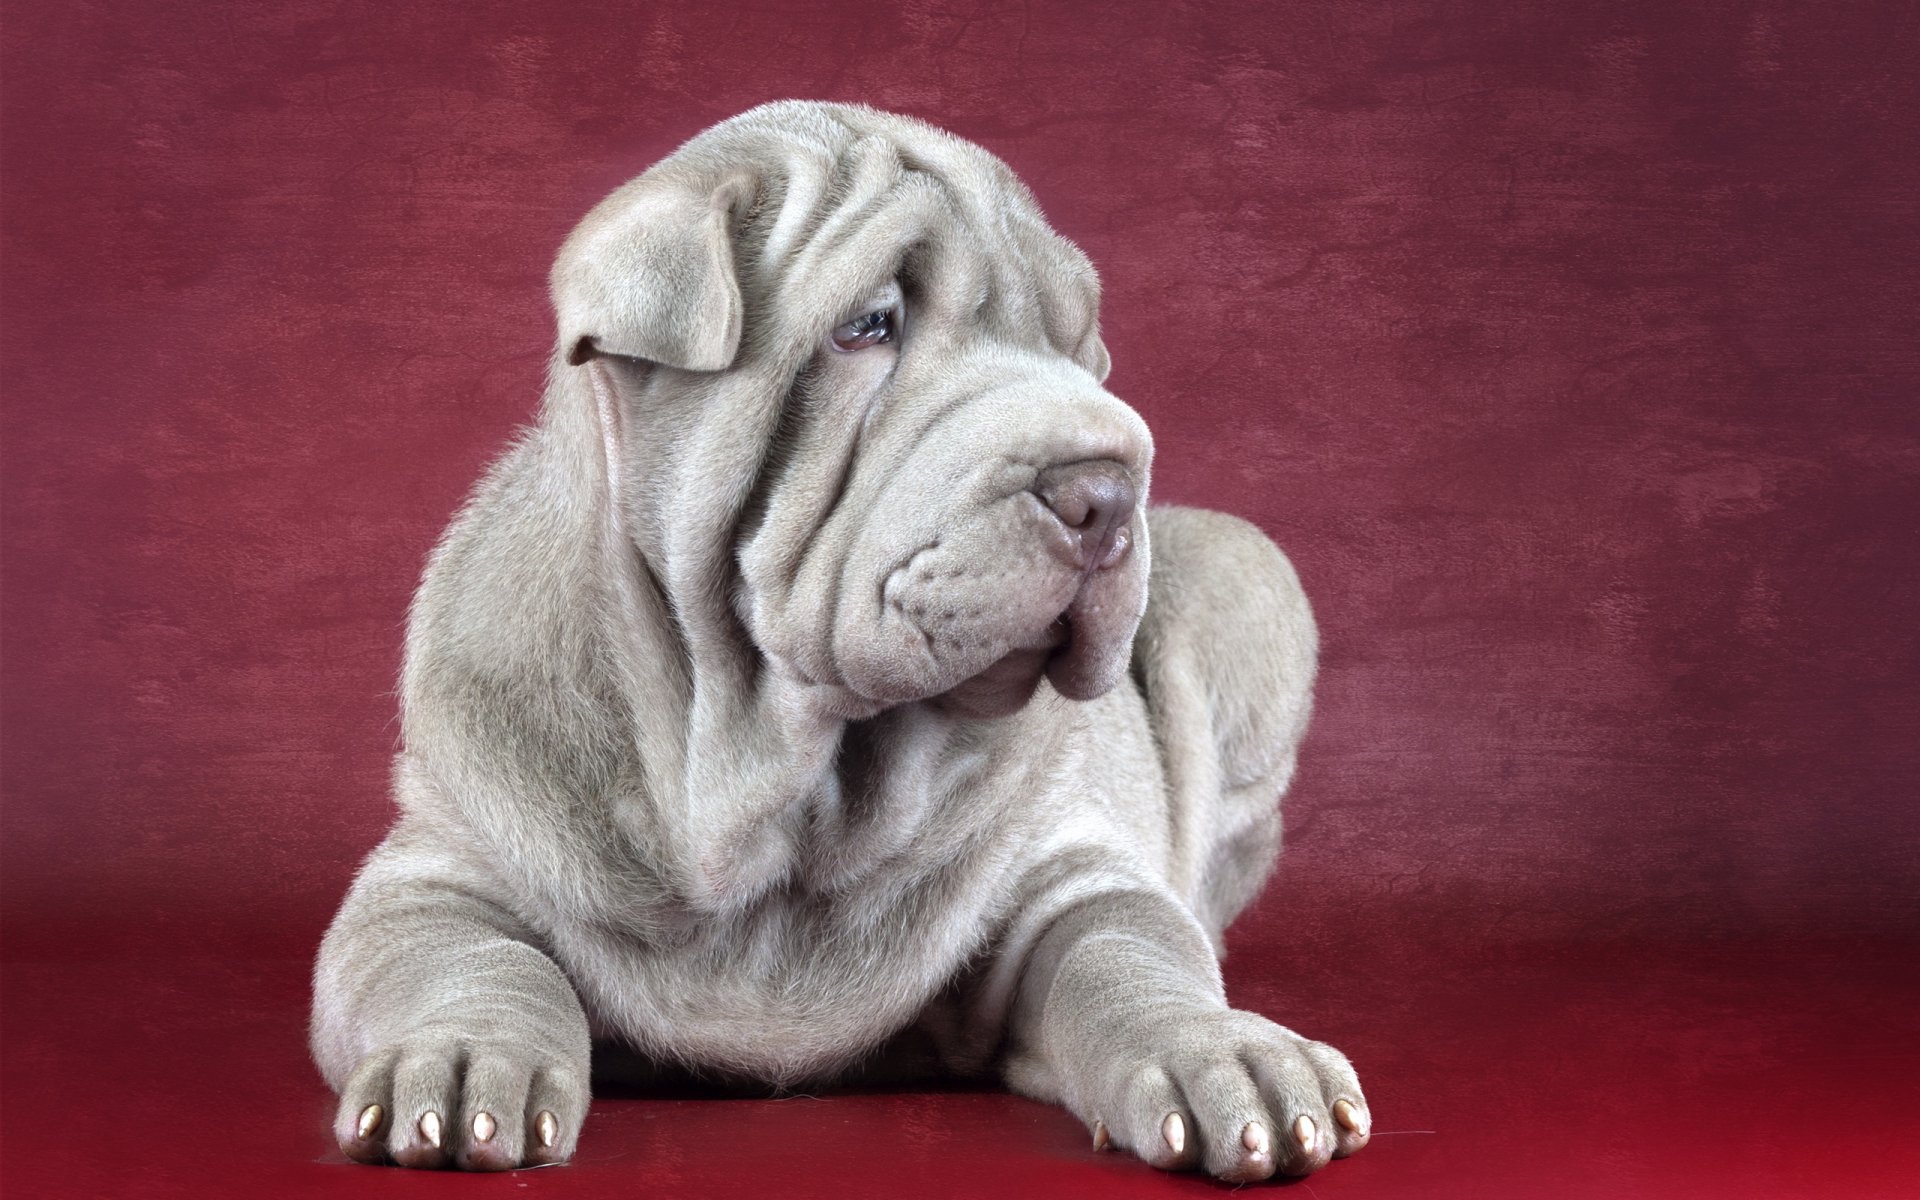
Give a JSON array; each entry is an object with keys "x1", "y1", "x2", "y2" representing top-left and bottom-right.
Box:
[{"x1": 4, "y1": 3, "x2": 1916, "y2": 1197}]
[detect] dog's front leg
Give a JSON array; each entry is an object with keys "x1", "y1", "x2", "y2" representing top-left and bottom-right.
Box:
[
  {"x1": 310, "y1": 825, "x2": 591, "y2": 1171},
  {"x1": 1004, "y1": 888, "x2": 1371, "y2": 1181}
]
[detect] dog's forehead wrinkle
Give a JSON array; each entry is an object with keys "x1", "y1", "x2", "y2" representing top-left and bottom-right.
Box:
[
  {"x1": 749, "y1": 130, "x2": 916, "y2": 288},
  {"x1": 833, "y1": 134, "x2": 907, "y2": 202},
  {"x1": 787, "y1": 146, "x2": 905, "y2": 277},
  {"x1": 913, "y1": 228, "x2": 993, "y2": 324},
  {"x1": 754, "y1": 154, "x2": 827, "y2": 285},
  {"x1": 944, "y1": 222, "x2": 1086, "y2": 360},
  {"x1": 750, "y1": 184, "x2": 939, "y2": 351},
  {"x1": 686, "y1": 111, "x2": 1088, "y2": 366}
]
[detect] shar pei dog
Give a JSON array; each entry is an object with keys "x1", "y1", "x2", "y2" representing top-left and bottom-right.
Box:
[{"x1": 311, "y1": 100, "x2": 1369, "y2": 1181}]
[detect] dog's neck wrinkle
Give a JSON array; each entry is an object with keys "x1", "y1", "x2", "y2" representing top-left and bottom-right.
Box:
[
  {"x1": 571, "y1": 388, "x2": 829, "y2": 916},
  {"x1": 792, "y1": 704, "x2": 1018, "y2": 894},
  {"x1": 823, "y1": 710, "x2": 946, "y2": 836}
]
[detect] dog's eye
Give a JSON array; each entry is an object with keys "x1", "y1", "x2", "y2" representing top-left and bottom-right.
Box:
[{"x1": 830, "y1": 308, "x2": 896, "y2": 352}]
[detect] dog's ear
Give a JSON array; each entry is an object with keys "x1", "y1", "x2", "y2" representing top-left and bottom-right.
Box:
[
  {"x1": 552, "y1": 172, "x2": 753, "y2": 372},
  {"x1": 1078, "y1": 332, "x2": 1112, "y2": 384}
]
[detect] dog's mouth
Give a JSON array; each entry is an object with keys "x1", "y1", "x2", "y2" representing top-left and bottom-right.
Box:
[
  {"x1": 929, "y1": 586, "x2": 1124, "y2": 720},
  {"x1": 928, "y1": 616, "x2": 1068, "y2": 719}
]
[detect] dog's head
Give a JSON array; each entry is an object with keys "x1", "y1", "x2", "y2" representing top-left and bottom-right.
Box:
[{"x1": 552, "y1": 102, "x2": 1152, "y2": 721}]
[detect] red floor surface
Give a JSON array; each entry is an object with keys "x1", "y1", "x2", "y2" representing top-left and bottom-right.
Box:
[
  {"x1": 6, "y1": 936, "x2": 1919, "y2": 1198},
  {"x1": 4, "y1": 1, "x2": 1917, "y2": 1197}
]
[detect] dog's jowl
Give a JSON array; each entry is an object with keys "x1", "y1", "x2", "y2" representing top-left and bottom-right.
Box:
[{"x1": 311, "y1": 101, "x2": 1369, "y2": 1180}]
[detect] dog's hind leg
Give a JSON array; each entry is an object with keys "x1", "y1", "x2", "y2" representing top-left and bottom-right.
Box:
[{"x1": 1128, "y1": 504, "x2": 1318, "y2": 949}]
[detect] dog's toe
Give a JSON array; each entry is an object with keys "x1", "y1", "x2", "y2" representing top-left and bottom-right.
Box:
[
  {"x1": 332, "y1": 1040, "x2": 587, "y2": 1170},
  {"x1": 1073, "y1": 1008, "x2": 1368, "y2": 1182}
]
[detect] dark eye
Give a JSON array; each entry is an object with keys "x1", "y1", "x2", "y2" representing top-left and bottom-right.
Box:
[{"x1": 830, "y1": 308, "x2": 896, "y2": 352}]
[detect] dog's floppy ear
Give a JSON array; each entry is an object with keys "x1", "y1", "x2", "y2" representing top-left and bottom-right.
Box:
[
  {"x1": 1078, "y1": 332, "x2": 1112, "y2": 384},
  {"x1": 552, "y1": 172, "x2": 753, "y2": 372}
]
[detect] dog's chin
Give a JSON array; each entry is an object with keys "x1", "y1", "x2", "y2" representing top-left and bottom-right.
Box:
[
  {"x1": 928, "y1": 643, "x2": 1057, "y2": 719},
  {"x1": 928, "y1": 608, "x2": 1130, "y2": 720}
]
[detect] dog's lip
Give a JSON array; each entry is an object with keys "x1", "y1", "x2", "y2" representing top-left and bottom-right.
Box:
[
  {"x1": 931, "y1": 555, "x2": 1144, "y2": 716},
  {"x1": 928, "y1": 618, "x2": 1070, "y2": 719},
  {"x1": 1043, "y1": 609, "x2": 1105, "y2": 701}
]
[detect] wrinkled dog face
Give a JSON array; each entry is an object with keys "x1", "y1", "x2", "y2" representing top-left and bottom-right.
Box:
[
  {"x1": 751, "y1": 267, "x2": 1151, "y2": 721},
  {"x1": 560, "y1": 104, "x2": 1153, "y2": 720}
]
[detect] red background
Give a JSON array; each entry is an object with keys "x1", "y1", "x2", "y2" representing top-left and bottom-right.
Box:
[{"x1": 4, "y1": 2, "x2": 1917, "y2": 1196}]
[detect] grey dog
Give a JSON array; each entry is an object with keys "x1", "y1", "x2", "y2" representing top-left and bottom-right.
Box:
[{"x1": 310, "y1": 101, "x2": 1370, "y2": 1181}]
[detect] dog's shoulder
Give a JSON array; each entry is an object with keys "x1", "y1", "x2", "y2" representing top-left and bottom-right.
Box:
[
  {"x1": 396, "y1": 422, "x2": 638, "y2": 837},
  {"x1": 402, "y1": 415, "x2": 614, "y2": 692}
]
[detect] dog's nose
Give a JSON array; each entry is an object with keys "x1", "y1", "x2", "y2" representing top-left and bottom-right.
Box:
[{"x1": 1033, "y1": 460, "x2": 1137, "y2": 570}]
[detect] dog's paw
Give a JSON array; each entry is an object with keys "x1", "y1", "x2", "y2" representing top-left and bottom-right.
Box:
[
  {"x1": 332, "y1": 1039, "x2": 588, "y2": 1171},
  {"x1": 1079, "y1": 1008, "x2": 1369, "y2": 1182}
]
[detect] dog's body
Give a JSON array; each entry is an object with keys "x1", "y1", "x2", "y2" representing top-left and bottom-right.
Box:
[{"x1": 312, "y1": 101, "x2": 1368, "y2": 1180}]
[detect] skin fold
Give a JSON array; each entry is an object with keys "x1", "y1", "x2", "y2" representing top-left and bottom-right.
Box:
[{"x1": 310, "y1": 100, "x2": 1370, "y2": 1180}]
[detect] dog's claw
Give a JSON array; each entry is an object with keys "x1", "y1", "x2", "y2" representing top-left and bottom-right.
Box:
[
  {"x1": 419, "y1": 1110, "x2": 442, "y2": 1149},
  {"x1": 536, "y1": 1110, "x2": 559, "y2": 1149},
  {"x1": 1294, "y1": 1114, "x2": 1315, "y2": 1150},
  {"x1": 1243, "y1": 1121, "x2": 1270, "y2": 1157},
  {"x1": 1092, "y1": 1120, "x2": 1111, "y2": 1151},
  {"x1": 471, "y1": 1111, "x2": 496, "y2": 1142},
  {"x1": 355, "y1": 1104, "x2": 383, "y2": 1140},
  {"x1": 1162, "y1": 1111, "x2": 1186, "y2": 1156}
]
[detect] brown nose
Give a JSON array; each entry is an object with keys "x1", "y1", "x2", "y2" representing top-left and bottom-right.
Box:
[{"x1": 1033, "y1": 460, "x2": 1137, "y2": 570}]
